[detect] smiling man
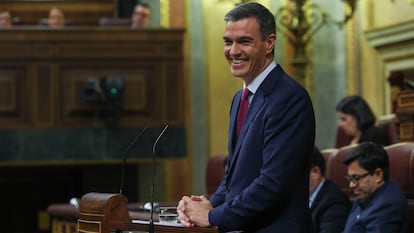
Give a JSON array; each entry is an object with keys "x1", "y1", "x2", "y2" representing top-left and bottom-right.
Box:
[
  {"x1": 177, "y1": 2, "x2": 315, "y2": 232},
  {"x1": 342, "y1": 142, "x2": 410, "y2": 233}
]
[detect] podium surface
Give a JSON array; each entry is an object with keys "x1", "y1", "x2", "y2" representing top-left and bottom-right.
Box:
[{"x1": 78, "y1": 192, "x2": 218, "y2": 233}]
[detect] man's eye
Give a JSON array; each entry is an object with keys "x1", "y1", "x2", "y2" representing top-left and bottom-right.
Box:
[{"x1": 239, "y1": 39, "x2": 252, "y2": 44}]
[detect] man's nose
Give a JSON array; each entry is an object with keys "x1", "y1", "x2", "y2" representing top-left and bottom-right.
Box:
[
  {"x1": 229, "y1": 43, "x2": 241, "y2": 56},
  {"x1": 348, "y1": 181, "x2": 357, "y2": 188}
]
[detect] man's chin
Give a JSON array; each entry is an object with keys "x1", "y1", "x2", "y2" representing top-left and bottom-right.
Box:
[{"x1": 354, "y1": 192, "x2": 367, "y2": 199}]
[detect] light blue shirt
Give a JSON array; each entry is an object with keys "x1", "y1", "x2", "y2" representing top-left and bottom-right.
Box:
[
  {"x1": 244, "y1": 61, "x2": 277, "y2": 104},
  {"x1": 309, "y1": 178, "x2": 325, "y2": 208}
]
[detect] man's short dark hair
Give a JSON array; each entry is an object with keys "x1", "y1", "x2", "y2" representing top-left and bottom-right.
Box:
[
  {"x1": 311, "y1": 147, "x2": 326, "y2": 176},
  {"x1": 224, "y1": 2, "x2": 276, "y2": 41},
  {"x1": 136, "y1": 2, "x2": 150, "y2": 9},
  {"x1": 343, "y1": 142, "x2": 390, "y2": 181}
]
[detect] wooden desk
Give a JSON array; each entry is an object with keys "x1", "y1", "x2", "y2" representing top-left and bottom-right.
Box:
[{"x1": 78, "y1": 192, "x2": 218, "y2": 233}]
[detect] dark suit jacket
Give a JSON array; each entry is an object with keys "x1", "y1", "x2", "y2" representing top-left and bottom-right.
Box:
[
  {"x1": 343, "y1": 181, "x2": 410, "y2": 233},
  {"x1": 208, "y1": 64, "x2": 315, "y2": 232},
  {"x1": 310, "y1": 179, "x2": 351, "y2": 233}
]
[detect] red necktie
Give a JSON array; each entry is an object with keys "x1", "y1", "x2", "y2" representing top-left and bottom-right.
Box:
[{"x1": 237, "y1": 88, "x2": 250, "y2": 137}]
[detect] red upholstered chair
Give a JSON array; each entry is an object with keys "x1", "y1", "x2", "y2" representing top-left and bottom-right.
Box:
[
  {"x1": 385, "y1": 142, "x2": 414, "y2": 233},
  {"x1": 327, "y1": 144, "x2": 359, "y2": 198},
  {"x1": 385, "y1": 142, "x2": 414, "y2": 199},
  {"x1": 335, "y1": 127, "x2": 349, "y2": 149},
  {"x1": 206, "y1": 155, "x2": 227, "y2": 198},
  {"x1": 46, "y1": 204, "x2": 78, "y2": 233},
  {"x1": 321, "y1": 148, "x2": 338, "y2": 180},
  {"x1": 378, "y1": 116, "x2": 400, "y2": 145}
]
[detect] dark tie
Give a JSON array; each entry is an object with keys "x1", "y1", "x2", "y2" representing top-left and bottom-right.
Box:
[{"x1": 237, "y1": 88, "x2": 250, "y2": 137}]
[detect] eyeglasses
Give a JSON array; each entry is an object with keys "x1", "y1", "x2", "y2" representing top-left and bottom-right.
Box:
[{"x1": 345, "y1": 172, "x2": 371, "y2": 185}]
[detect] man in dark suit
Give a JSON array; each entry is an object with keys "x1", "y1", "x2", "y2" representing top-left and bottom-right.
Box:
[
  {"x1": 309, "y1": 147, "x2": 351, "y2": 233},
  {"x1": 342, "y1": 142, "x2": 410, "y2": 233},
  {"x1": 177, "y1": 2, "x2": 315, "y2": 232}
]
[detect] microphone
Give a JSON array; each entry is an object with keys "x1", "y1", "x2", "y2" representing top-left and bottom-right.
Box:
[
  {"x1": 119, "y1": 127, "x2": 149, "y2": 195},
  {"x1": 149, "y1": 125, "x2": 169, "y2": 233}
]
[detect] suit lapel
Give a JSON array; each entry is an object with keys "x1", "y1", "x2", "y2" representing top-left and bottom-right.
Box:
[
  {"x1": 226, "y1": 65, "x2": 284, "y2": 182},
  {"x1": 228, "y1": 90, "x2": 242, "y2": 155}
]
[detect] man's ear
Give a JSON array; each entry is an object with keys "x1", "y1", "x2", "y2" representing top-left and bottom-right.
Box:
[
  {"x1": 310, "y1": 166, "x2": 321, "y2": 175},
  {"x1": 374, "y1": 168, "x2": 384, "y2": 183},
  {"x1": 265, "y1": 34, "x2": 276, "y2": 54}
]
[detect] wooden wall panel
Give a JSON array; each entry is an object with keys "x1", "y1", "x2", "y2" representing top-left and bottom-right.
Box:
[
  {"x1": 55, "y1": 44, "x2": 162, "y2": 58},
  {"x1": 60, "y1": 67, "x2": 156, "y2": 127},
  {"x1": 0, "y1": 67, "x2": 29, "y2": 127},
  {"x1": 0, "y1": 28, "x2": 185, "y2": 129},
  {"x1": 0, "y1": 0, "x2": 116, "y2": 26},
  {"x1": 165, "y1": 62, "x2": 184, "y2": 124},
  {"x1": 0, "y1": 72, "x2": 17, "y2": 112},
  {"x1": 0, "y1": 44, "x2": 31, "y2": 58},
  {"x1": 33, "y1": 63, "x2": 54, "y2": 127}
]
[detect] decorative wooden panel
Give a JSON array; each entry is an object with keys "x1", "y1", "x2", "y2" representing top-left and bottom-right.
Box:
[
  {"x1": 60, "y1": 67, "x2": 154, "y2": 126},
  {"x1": 0, "y1": 67, "x2": 29, "y2": 127},
  {"x1": 396, "y1": 91, "x2": 414, "y2": 141},
  {"x1": 0, "y1": 0, "x2": 115, "y2": 26},
  {"x1": 396, "y1": 91, "x2": 414, "y2": 115},
  {"x1": 33, "y1": 63, "x2": 55, "y2": 127},
  {"x1": 0, "y1": 28, "x2": 185, "y2": 129}
]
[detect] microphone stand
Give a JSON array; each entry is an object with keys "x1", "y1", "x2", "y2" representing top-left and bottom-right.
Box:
[
  {"x1": 149, "y1": 125, "x2": 169, "y2": 233},
  {"x1": 119, "y1": 127, "x2": 149, "y2": 195}
]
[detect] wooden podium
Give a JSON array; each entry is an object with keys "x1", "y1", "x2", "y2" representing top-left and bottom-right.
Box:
[{"x1": 77, "y1": 192, "x2": 219, "y2": 233}]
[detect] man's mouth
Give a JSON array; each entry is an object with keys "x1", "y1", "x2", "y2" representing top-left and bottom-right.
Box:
[{"x1": 232, "y1": 59, "x2": 246, "y2": 64}]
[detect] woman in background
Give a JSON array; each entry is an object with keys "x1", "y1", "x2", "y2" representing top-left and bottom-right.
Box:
[{"x1": 336, "y1": 95, "x2": 388, "y2": 146}]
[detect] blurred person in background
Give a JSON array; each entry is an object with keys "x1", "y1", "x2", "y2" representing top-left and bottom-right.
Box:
[
  {"x1": 336, "y1": 95, "x2": 388, "y2": 146},
  {"x1": 0, "y1": 8, "x2": 12, "y2": 27},
  {"x1": 309, "y1": 147, "x2": 351, "y2": 233},
  {"x1": 48, "y1": 7, "x2": 65, "y2": 28},
  {"x1": 131, "y1": 3, "x2": 151, "y2": 29}
]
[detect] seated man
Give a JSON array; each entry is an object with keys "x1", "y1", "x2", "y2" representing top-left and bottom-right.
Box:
[
  {"x1": 0, "y1": 8, "x2": 12, "y2": 27},
  {"x1": 131, "y1": 3, "x2": 151, "y2": 29},
  {"x1": 342, "y1": 142, "x2": 410, "y2": 233},
  {"x1": 48, "y1": 7, "x2": 65, "y2": 28},
  {"x1": 310, "y1": 147, "x2": 351, "y2": 233}
]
